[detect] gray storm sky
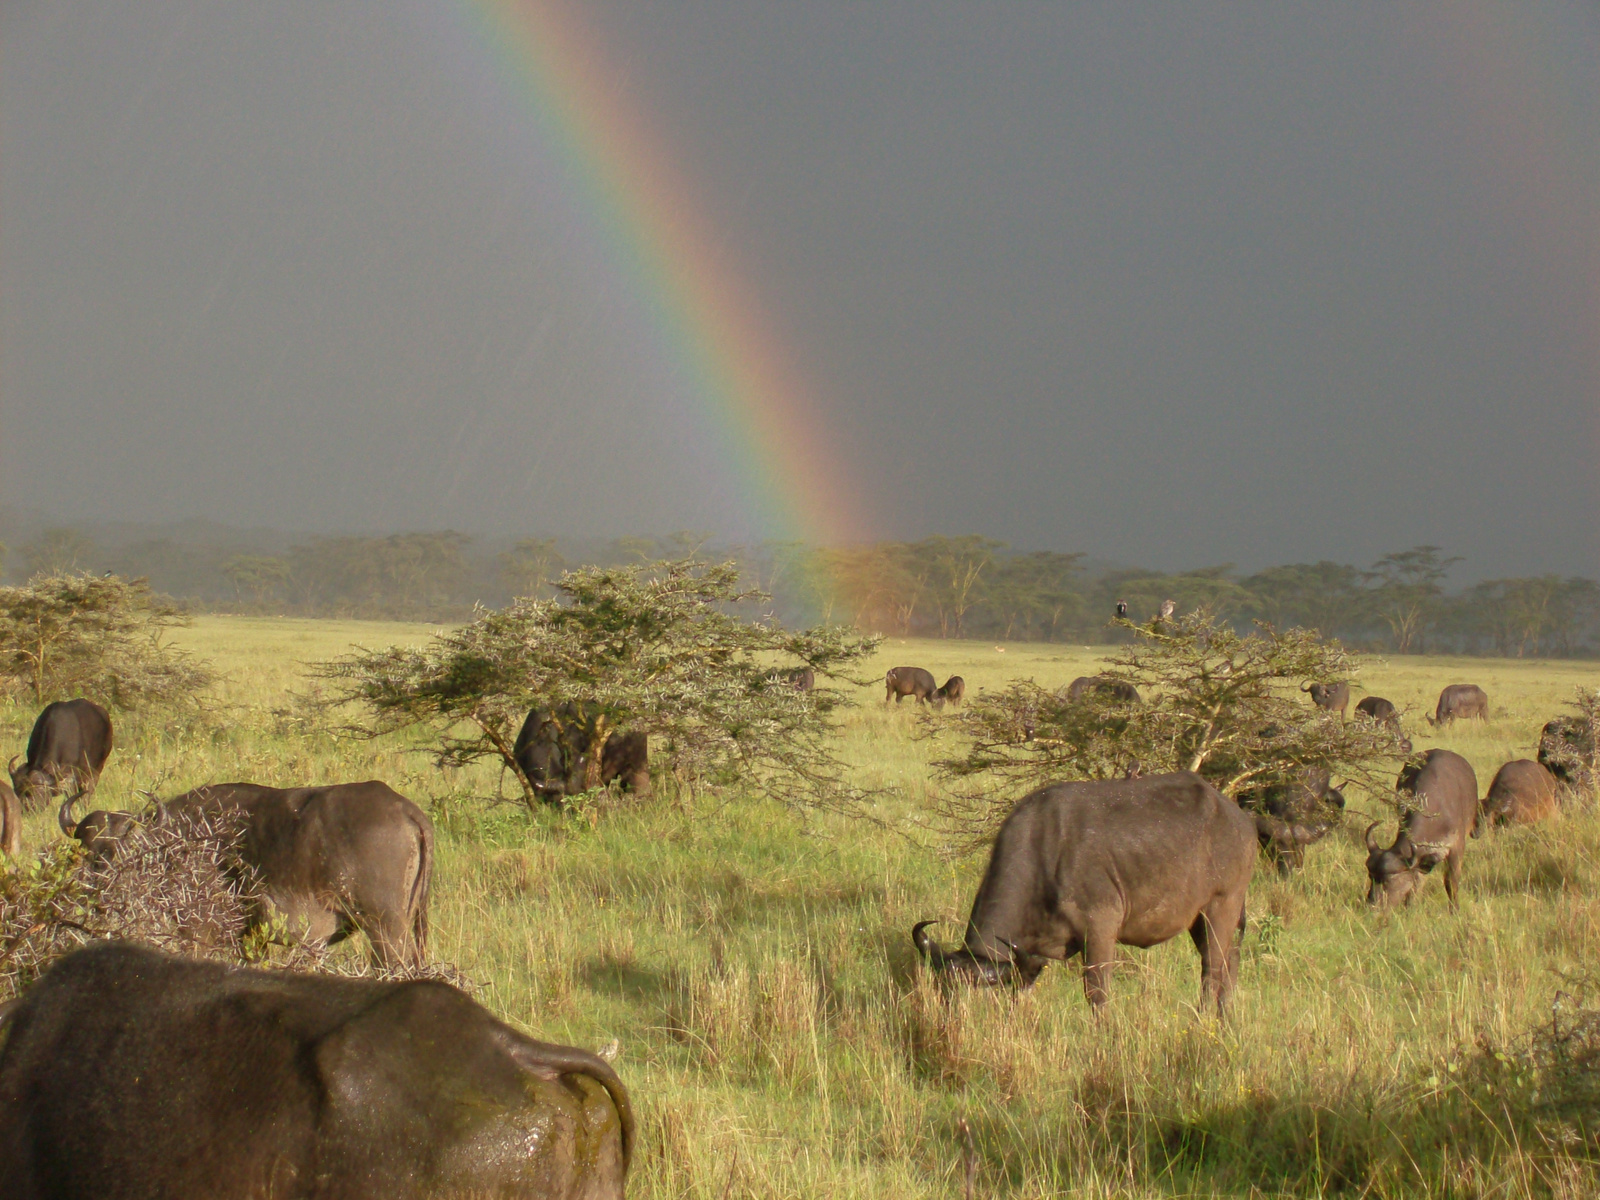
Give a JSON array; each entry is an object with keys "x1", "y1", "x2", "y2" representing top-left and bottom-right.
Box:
[{"x1": 3, "y1": 2, "x2": 1597, "y2": 576}]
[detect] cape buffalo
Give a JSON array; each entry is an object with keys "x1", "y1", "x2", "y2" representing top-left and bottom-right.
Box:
[
  {"x1": 912, "y1": 772, "x2": 1257, "y2": 1012},
  {"x1": 57, "y1": 795, "x2": 140, "y2": 865},
  {"x1": 1477, "y1": 759, "x2": 1559, "y2": 831},
  {"x1": 513, "y1": 706, "x2": 650, "y2": 802},
  {"x1": 163, "y1": 781, "x2": 434, "y2": 969},
  {"x1": 776, "y1": 665, "x2": 816, "y2": 692},
  {"x1": 885, "y1": 667, "x2": 940, "y2": 704},
  {"x1": 1354, "y1": 696, "x2": 1412, "y2": 752},
  {"x1": 1302, "y1": 682, "x2": 1350, "y2": 718},
  {"x1": 1429, "y1": 684, "x2": 1489, "y2": 725},
  {"x1": 937, "y1": 676, "x2": 966, "y2": 705},
  {"x1": 0, "y1": 942, "x2": 633, "y2": 1200},
  {"x1": 1239, "y1": 766, "x2": 1346, "y2": 875},
  {"x1": 9, "y1": 699, "x2": 113, "y2": 813},
  {"x1": 1065, "y1": 675, "x2": 1141, "y2": 704},
  {"x1": 1365, "y1": 749, "x2": 1478, "y2": 909},
  {"x1": 1538, "y1": 717, "x2": 1591, "y2": 786},
  {"x1": 0, "y1": 782, "x2": 19, "y2": 859}
]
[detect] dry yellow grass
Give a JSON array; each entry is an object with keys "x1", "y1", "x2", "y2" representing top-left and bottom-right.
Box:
[{"x1": 3, "y1": 618, "x2": 1598, "y2": 1197}]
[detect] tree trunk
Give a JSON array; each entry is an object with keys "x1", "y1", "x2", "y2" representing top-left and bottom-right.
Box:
[{"x1": 583, "y1": 714, "x2": 611, "y2": 791}]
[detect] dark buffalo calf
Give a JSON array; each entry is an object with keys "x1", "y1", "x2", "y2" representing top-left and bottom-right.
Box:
[
  {"x1": 1065, "y1": 675, "x2": 1140, "y2": 704},
  {"x1": 1429, "y1": 684, "x2": 1489, "y2": 725},
  {"x1": 1356, "y1": 696, "x2": 1398, "y2": 723},
  {"x1": 9, "y1": 699, "x2": 113, "y2": 813},
  {"x1": 1302, "y1": 681, "x2": 1350, "y2": 718},
  {"x1": 936, "y1": 676, "x2": 966, "y2": 705},
  {"x1": 1354, "y1": 696, "x2": 1413, "y2": 752},
  {"x1": 913, "y1": 772, "x2": 1256, "y2": 1013},
  {"x1": 1365, "y1": 749, "x2": 1478, "y2": 909},
  {"x1": 0, "y1": 942, "x2": 632, "y2": 1200},
  {"x1": 57, "y1": 796, "x2": 140, "y2": 865},
  {"x1": 1477, "y1": 759, "x2": 1558, "y2": 831},
  {"x1": 777, "y1": 666, "x2": 816, "y2": 692}
]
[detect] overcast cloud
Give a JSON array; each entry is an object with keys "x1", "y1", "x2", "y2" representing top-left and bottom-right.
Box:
[{"x1": 2, "y1": 2, "x2": 1597, "y2": 576}]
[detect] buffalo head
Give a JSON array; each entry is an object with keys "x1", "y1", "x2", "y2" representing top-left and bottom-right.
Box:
[
  {"x1": 1364, "y1": 821, "x2": 1422, "y2": 908},
  {"x1": 910, "y1": 921, "x2": 1044, "y2": 987},
  {"x1": 1253, "y1": 813, "x2": 1323, "y2": 876},
  {"x1": 9, "y1": 757, "x2": 55, "y2": 812}
]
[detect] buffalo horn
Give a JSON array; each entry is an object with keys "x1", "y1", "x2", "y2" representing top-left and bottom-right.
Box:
[
  {"x1": 1364, "y1": 821, "x2": 1383, "y2": 854},
  {"x1": 57, "y1": 793, "x2": 80, "y2": 838},
  {"x1": 6, "y1": 755, "x2": 18, "y2": 775},
  {"x1": 911, "y1": 921, "x2": 949, "y2": 970}
]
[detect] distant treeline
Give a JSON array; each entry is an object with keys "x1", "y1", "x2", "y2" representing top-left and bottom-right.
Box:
[{"x1": 1, "y1": 524, "x2": 1596, "y2": 658}]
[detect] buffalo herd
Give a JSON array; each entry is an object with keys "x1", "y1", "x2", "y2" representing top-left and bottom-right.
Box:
[{"x1": 0, "y1": 663, "x2": 1590, "y2": 1191}]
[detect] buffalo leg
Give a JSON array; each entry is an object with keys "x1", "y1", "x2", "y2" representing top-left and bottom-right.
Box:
[
  {"x1": 1443, "y1": 852, "x2": 1461, "y2": 912},
  {"x1": 1081, "y1": 918, "x2": 1117, "y2": 1009},
  {"x1": 362, "y1": 908, "x2": 420, "y2": 970},
  {"x1": 1192, "y1": 898, "x2": 1244, "y2": 1016}
]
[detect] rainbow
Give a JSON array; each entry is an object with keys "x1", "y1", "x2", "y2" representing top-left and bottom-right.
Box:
[{"x1": 456, "y1": 0, "x2": 863, "y2": 546}]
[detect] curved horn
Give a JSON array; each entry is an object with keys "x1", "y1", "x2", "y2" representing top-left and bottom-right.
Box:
[
  {"x1": 7, "y1": 755, "x2": 19, "y2": 776},
  {"x1": 1364, "y1": 821, "x2": 1383, "y2": 854},
  {"x1": 57, "y1": 793, "x2": 81, "y2": 838},
  {"x1": 911, "y1": 921, "x2": 950, "y2": 970},
  {"x1": 1301, "y1": 682, "x2": 1314, "y2": 694}
]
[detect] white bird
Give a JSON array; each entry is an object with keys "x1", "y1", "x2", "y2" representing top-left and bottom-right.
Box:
[{"x1": 1160, "y1": 598, "x2": 1176, "y2": 620}]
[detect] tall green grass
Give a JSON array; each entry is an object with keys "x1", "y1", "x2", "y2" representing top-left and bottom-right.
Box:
[{"x1": 4, "y1": 619, "x2": 1599, "y2": 1197}]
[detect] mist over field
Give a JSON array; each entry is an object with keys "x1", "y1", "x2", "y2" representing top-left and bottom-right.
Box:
[{"x1": 3, "y1": 3, "x2": 1598, "y2": 577}]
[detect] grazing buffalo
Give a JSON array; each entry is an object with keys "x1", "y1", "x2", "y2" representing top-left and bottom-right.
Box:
[
  {"x1": 1239, "y1": 767, "x2": 1346, "y2": 875},
  {"x1": 937, "y1": 676, "x2": 966, "y2": 706},
  {"x1": 1365, "y1": 749, "x2": 1478, "y2": 909},
  {"x1": 912, "y1": 771, "x2": 1257, "y2": 1012},
  {"x1": 885, "y1": 667, "x2": 941, "y2": 704},
  {"x1": 1429, "y1": 684, "x2": 1489, "y2": 725},
  {"x1": 57, "y1": 795, "x2": 140, "y2": 865},
  {"x1": 779, "y1": 665, "x2": 816, "y2": 692},
  {"x1": 1354, "y1": 695, "x2": 1413, "y2": 753},
  {"x1": 9, "y1": 699, "x2": 113, "y2": 813},
  {"x1": 513, "y1": 706, "x2": 651, "y2": 802},
  {"x1": 0, "y1": 782, "x2": 19, "y2": 859},
  {"x1": 1356, "y1": 696, "x2": 1397, "y2": 723},
  {"x1": 1065, "y1": 675, "x2": 1141, "y2": 704},
  {"x1": 1538, "y1": 717, "x2": 1591, "y2": 787},
  {"x1": 0, "y1": 942, "x2": 633, "y2": 1200},
  {"x1": 1477, "y1": 759, "x2": 1559, "y2": 831},
  {"x1": 1302, "y1": 682, "x2": 1350, "y2": 718},
  {"x1": 162, "y1": 781, "x2": 434, "y2": 969}
]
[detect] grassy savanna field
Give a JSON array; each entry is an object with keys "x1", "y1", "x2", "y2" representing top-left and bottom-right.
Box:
[{"x1": 6, "y1": 617, "x2": 1600, "y2": 1198}]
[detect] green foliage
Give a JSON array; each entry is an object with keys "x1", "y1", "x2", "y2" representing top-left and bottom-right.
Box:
[
  {"x1": 0, "y1": 573, "x2": 212, "y2": 708},
  {"x1": 931, "y1": 609, "x2": 1409, "y2": 839},
  {"x1": 313, "y1": 558, "x2": 882, "y2": 810}
]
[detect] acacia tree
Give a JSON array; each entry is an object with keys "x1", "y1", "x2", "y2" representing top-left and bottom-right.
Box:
[
  {"x1": 313, "y1": 558, "x2": 881, "y2": 810},
  {"x1": 0, "y1": 573, "x2": 211, "y2": 708},
  {"x1": 1364, "y1": 545, "x2": 1460, "y2": 653},
  {"x1": 930, "y1": 610, "x2": 1410, "y2": 841}
]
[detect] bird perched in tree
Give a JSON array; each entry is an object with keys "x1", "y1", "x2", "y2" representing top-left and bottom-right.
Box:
[
  {"x1": 1115, "y1": 599, "x2": 1127, "y2": 619},
  {"x1": 1160, "y1": 598, "x2": 1176, "y2": 620}
]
